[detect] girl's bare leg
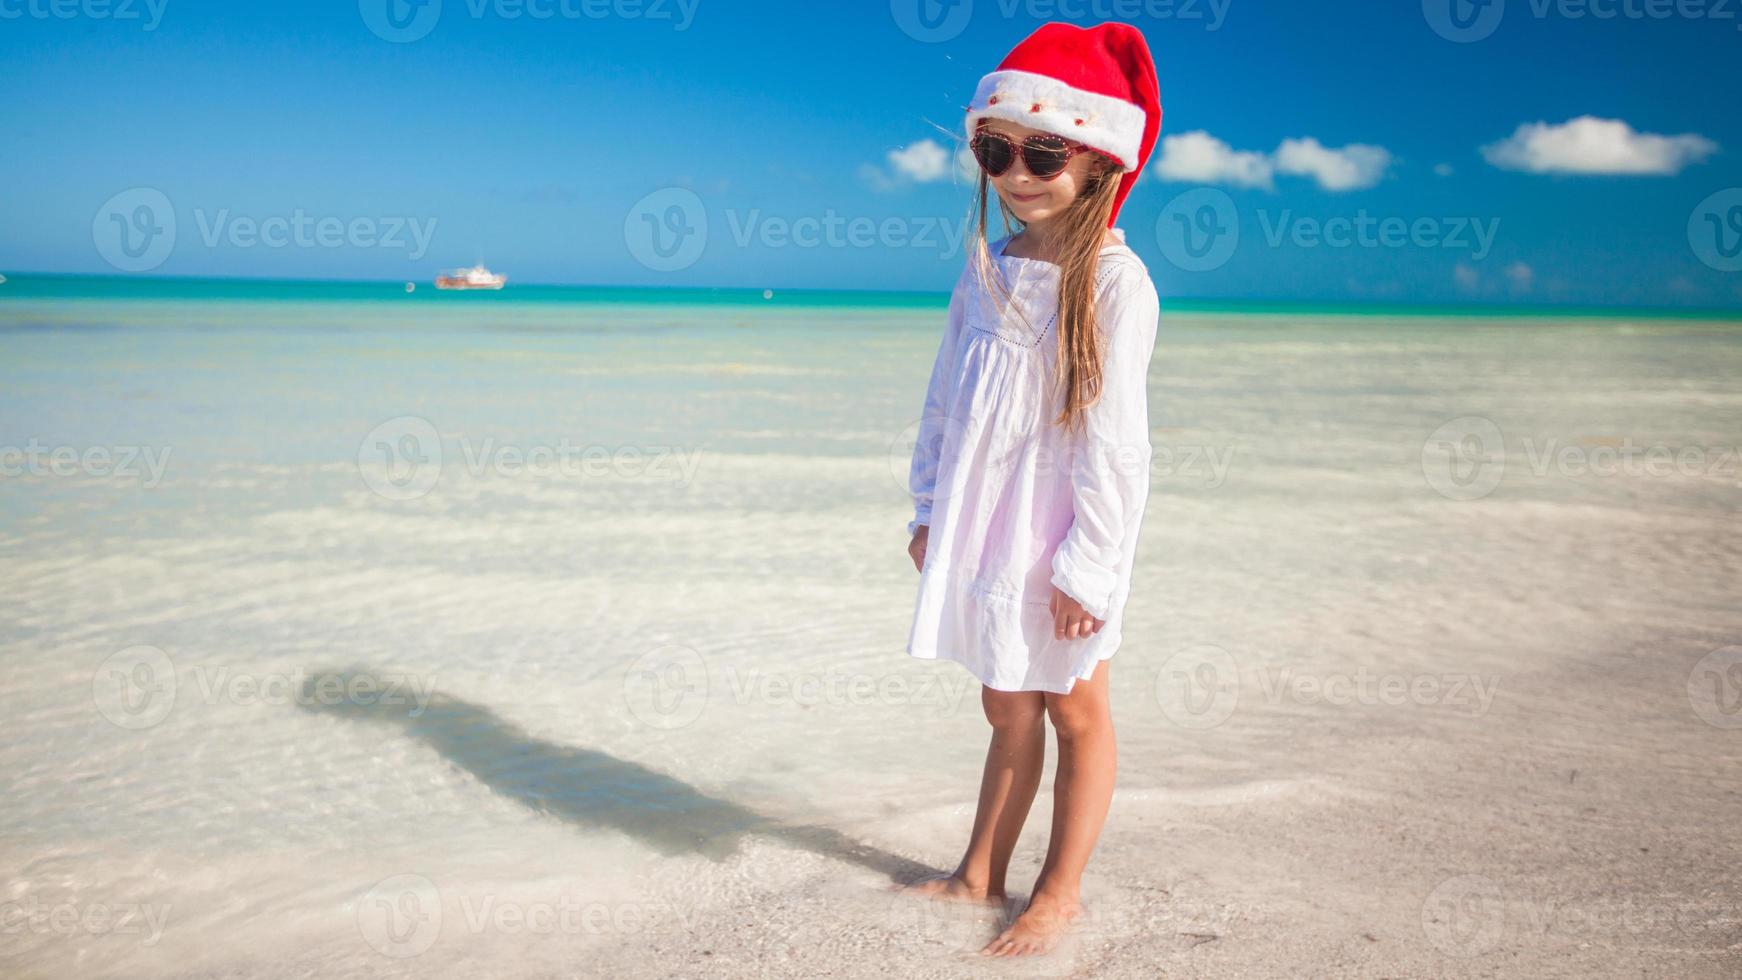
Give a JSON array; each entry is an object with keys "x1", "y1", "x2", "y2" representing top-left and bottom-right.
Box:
[
  {"x1": 984, "y1": 659, "x2": 1115, "y2": 957},
  {"x1": 904, "y1": 686, "x2": 1046, "y2": 903}
]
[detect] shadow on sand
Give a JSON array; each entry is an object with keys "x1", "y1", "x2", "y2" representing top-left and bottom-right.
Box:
[{"x1": 297, "y1": 668, "x2": 932, "y2": 883}]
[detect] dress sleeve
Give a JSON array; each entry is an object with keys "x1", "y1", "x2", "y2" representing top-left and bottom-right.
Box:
[
  {"x1": 907, "y1": 266, "x2": 972, "y2": 537},
  {"x1": 1049, "y1": 262, "x2": 1160, "y2": 619}
]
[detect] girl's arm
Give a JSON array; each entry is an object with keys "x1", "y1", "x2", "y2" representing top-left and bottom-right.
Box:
[
  {"x1": 906, "y1": 266, "x2": 972, "y2": 538},
  {"x1": 1049, "y1": 263, "x2": 1161, "y2": 621}
]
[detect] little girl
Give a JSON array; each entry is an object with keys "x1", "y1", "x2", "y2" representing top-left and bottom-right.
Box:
[{"x1": 902, "y1": 22, "x2": 1163, "y2": 958}]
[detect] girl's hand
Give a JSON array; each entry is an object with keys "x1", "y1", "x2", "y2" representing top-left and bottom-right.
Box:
[
  {"x1": 1050, "y1": 587, "x2": 1104, "y2": 641},
  {"x1": 908, "y1": 525, "x2": 929, "y2": 572}
]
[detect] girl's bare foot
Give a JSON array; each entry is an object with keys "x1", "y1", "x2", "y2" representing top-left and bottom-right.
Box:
[
  {"x1": 898, "y1": 872, "x2": 1005, "y2": 906},
  {"x1": 982, "y1": 891, "x2": 1082, "y2": 957}
]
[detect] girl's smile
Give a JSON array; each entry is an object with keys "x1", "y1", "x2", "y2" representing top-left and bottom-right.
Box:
[{"x1": 975, "y1": 119, "x2": 1113, "y2": 227}]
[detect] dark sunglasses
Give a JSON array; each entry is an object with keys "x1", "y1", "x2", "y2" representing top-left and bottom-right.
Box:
[{"x1": 970, "y1": 129, "x2": 1097, "y2": 181}]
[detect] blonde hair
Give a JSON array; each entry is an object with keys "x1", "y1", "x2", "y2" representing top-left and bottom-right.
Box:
[{"x1": 961, "y1": 140, "x2": 1125, "y2": 433}]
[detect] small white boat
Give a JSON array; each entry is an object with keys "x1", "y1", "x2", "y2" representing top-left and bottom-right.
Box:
[{"x1": 436, "y1": 265, "x2": 506, "y2": 290}]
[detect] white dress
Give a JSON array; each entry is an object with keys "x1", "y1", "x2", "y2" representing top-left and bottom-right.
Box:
[{"x1": 905, "y1": 227, "x2": 1160, "y2": 694}]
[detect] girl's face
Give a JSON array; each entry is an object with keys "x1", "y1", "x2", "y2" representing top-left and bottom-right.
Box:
[{"x1": 977, "y1": 119, "x2": 1109, "y2": 225}]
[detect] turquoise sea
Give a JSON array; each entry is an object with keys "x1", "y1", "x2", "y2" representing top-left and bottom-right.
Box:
[{"x1": 4, "y1": 271, "x2": 1739, "y2": 318}]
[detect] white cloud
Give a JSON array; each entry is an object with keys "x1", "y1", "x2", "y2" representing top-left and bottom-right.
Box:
[
  {"x1": 862, "y1": 139, "x2": 962, "y2": 191},
  {"x1": 1454, "y1": 263, "x2": 1482, "y2": 292},
  {"x1": 887, "y1": 140, "x2": 951, "y2": 182},
  {"x1": 1154, "y1": 131, "x2": 1275, "y2": 189},
  {"x1": 1481, "y1": 116, "x2": 1718, "y2": 176},
  {"x1": 1503, "y1": 261, "x2": 1534, "y2": 292},
  {"x1": 1155, "y1": 132, "x2": 1393, "y2": 192},
  {"x1": 1274, "y1": 138, "x2": 1394, "y2": 192},
  {"x1": 1433, "y1": 163, "x2": 1455, "y2": 178}
]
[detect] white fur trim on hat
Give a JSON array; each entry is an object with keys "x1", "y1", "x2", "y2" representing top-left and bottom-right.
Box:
[{"x1": 964, "y1": 69, "x2": 1147, "y2": 170}]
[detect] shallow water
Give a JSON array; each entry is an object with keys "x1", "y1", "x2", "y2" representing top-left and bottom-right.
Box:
[{"x1": 3, "y1": 290, "x2": 1740, "y2": 977}]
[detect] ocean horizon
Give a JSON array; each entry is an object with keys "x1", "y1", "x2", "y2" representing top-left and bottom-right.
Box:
[{"x1": 4, "y1": 272, "x2": 1740, "y2": 321}]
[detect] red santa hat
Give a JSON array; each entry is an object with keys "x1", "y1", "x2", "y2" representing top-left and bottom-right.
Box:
[{"x1": 964, "y1": 21, "x2": 1162, "y2": 228}]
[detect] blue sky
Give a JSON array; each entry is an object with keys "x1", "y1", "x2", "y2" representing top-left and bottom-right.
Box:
[{"x1": 2, "y1": 0, "x2": 1740, "y2": 307}]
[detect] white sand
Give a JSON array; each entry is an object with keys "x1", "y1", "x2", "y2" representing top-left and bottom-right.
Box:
[{"x1": 2, "y1": 309, "x2": 1739, "y2": 977}]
